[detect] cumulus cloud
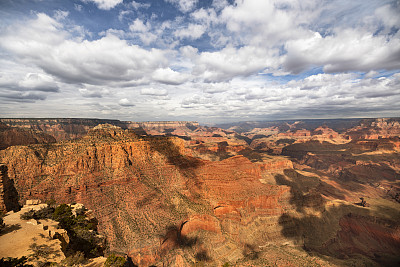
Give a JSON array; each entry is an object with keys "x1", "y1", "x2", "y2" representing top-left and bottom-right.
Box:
[
  {"x1": 0, "y1": 13, "x2": 168, "y2": 86},
  {"x1": 82, "y1": 0, "x2": 123, "y2": 10},
  {"x1": 129, "y1": 18, "x2": 150, "y2": 32},
  {"x1": 283, "y1": 29, "x2": 400, "y2": 74},
  {"x1": 193, "y1": 46, "x2": 280, "y2": 82},
  {"x1": 174, "y1": 24, "x2": 206, "y2": 40},
  {"x1": 212, "y1": 0, "x2": 229, "y2": 11},
  {"x1": 19, "y1": 73, "x2": 59, "y2": 92},
  {"x1": 140, "y1": 88, "x2": 168, "y2": 96},
  {"x1": 1, "y1": 0, "x2": 400, "y2": 122},
  {"x1": 119, "y1": 98, "x2": 135, "y2": 106},
  {"x1": 152, "y1": 68, "x2": 189, "y2": 85},
  {"x1": 166, "y1": 0, "x2": 198, "y2": 13}
]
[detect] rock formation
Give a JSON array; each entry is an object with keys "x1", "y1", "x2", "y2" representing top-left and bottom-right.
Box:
[
  {"x1": 0, "y1": 118, "x2": 399, "y2": 266},
  {"x1": 0, "y1": 164, "x2": 20, "y2": 213}
]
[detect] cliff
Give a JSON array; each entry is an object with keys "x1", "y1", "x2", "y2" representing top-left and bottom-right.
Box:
[
  {"x1": 0, "y1": 125, "x2": 298, "y2": 265},
  {"x1": 0, "y1": 164, "x2": 20, "y2": 213},
  {"x1": 0, "y1": 122, "x2": 56, "y2": 150},
  {"x1": 0, "y1": 118, "x2": 200, "y2": 141},
  {"x1": 1, "y1": 120, "x2": 399, "y2": 266}
]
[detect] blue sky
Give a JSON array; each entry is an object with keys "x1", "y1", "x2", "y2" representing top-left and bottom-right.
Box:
[{"x1": 0, "y1": 0, "x2": 399, "y2": 123}]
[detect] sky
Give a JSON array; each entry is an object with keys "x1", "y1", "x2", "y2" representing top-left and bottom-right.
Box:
[{"x1": 0, "y1": 0, "x2": 399, "y2": 124}]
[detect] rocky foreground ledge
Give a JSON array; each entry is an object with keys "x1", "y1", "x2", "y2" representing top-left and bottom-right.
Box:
[{"x1": 0, "y1": 201, "x2": 107, "y2": 267}]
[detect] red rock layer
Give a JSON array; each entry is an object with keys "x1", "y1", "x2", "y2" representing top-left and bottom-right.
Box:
[{"x1": 0, "y1": 126, "x2": 294, "y2": 266}]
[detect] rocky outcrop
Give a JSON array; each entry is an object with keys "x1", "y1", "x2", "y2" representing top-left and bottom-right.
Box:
[
  {"x1": 345, "y1": 118, "x2": 400, "y2": 140},
  {"x1": 0, "y1": 164, "x2": 20, "y2": 213}
]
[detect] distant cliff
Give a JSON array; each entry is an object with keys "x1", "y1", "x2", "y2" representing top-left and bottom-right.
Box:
[
  {"x1": 0, "y1": 122, "x2": 56, "y2": 150},
  {"x1": 0, "y1": 118, "x2": 199, "y2": 141}
]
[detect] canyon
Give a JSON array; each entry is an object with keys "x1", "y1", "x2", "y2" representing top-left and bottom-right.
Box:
[{"x1": 0, "y1": 118, "x2": 399, "y2": 266}]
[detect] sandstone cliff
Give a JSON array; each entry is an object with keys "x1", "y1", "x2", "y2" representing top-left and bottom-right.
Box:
[
  {"x1": 1, "y1": 121, "x2": 399, "y2": 266},
  {"x1": 0, "y1": 125, "x2": 296, "y2": 265},
  {"x1": 0, "y1": 118, "x2": 200, "y2": 141},
  {"x1": 0, "y1": 122, "x2": 56, "y2": 150}
]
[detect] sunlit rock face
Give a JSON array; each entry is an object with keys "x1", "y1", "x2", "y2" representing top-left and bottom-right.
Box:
[{"x1": 0, "y1": 118, "x2": 399, "y2": 266}]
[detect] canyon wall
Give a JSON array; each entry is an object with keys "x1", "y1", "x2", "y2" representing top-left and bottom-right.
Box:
[
  {"x1": 0, "y1": 118, "x2": 200, "y2": 141},
  {"x1": 0, "y1": 125, "x2": 298, "y2": 265},
  {"x1": 0, "y1": 122, "x2": 56, "y2": 150}
]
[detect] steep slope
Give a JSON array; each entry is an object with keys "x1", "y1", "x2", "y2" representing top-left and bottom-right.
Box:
[
  {"x1": 1, "y1": 121, "x2": 399, "y2": 266},
  {"x1": 0, "y1": 124, "x2": 296, "y2": 265}
]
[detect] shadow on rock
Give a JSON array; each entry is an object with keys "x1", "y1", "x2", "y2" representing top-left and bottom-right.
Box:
[
  {"x1": 278, "y1": 202, "x2": 400, "y2": 266},
  {"x1": 0, "y1": 223, "x2": 21, "y2": 236},
  {"x1": 274, "y1": 169, "x2": 329, "y2": 212}
]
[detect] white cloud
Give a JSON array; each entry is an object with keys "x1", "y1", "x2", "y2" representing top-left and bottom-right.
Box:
[
  {"x1": 19, "y1": 73, "x2": 59, "y2": 92},
  {"x1": 1, "y1": 0, "x2": 400, "y2": 122},
  {"x1": 212, "y1": 0, "x2": 228, "y2": 11},
  {"x1": 152, "y1": 68, "x2": 190, "y2": 85},
  {"x1": 118, "y1": 10, "x2": 131, "y2": 22},
  {"x1": 119, "y1": 98, "x2": 135, "y2": 106},
  {"x1": 74, "y1": 4, "x2": 83, "y2": 12},
  {"x1": 82, "y1": 0, "x2": 123, "y2": 10},
  {"x1": 174, "y1": 24, "x2": 206, "y2": 40},
  {"x1": 54, "y1": 10, "x2": 69, "y2": 21},
  {"x1": 193, "y1": 46, "x2": 280, "y2": 82},
  {"x1": 191, "y1": 8, "x2": 218, "y2": 26},
  {"x1": 131, "y1": 1, "x2": 151, "y2": 10},
  {"x1": 129, "y1": 19, "x2": 150, "y2": 32},
  {"x1": 140, "y1": 88, "x2": 168, "y2": 96},
  {"x1": 166, "y1": 0, "x2": 198, "y2": 13},
  {"x1": 283, "y1": 29, "x2": 400, "y2": 73},
  {"x1": 0, "y1": 13, "x2": 168, "y2": 86}
]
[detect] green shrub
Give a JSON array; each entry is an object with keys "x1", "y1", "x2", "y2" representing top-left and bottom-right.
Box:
[
  {"x1": 34, "y1": 206, "x2": 55, "y2": 220},
  {"x1": 20, "y1": 209, "x2": 36, "y2": 220},
  {"x1": 20, "y1": 206, "x2": 54, "y2": 221},
  {"x1": 22, "y1": 203, "x2": 104, "y2": 259},
  {"x1": 53, "y1": 204, "x2": 74, "y2": 230},
  {"x1": 45, "y1": 198, "x2": 57, "y2": 208},
  {"x1": 60, "y1": 251, "x2": 85, "y2": 266},
  {"x1": 28, "y1": 243, "x2": 59, "y2": 260},
  {"x1": 104, "y1": 254, "x2": 126, "y2": 267}
]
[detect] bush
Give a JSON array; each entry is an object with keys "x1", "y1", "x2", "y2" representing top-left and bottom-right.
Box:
[
  {"x1": 60, "y1": 251, "x2": 85, "y2": 266},
  {"x1": 0, "y1": 256, "x2": 33, "y2": 267},
  {"x1": 45, "y1": 198, "x2": 57, "y2": 208},
  {"x1": 104, "y1": 254, "x2": 126, "y2": 267},
  {"x1": 33, "y1": 206, "x2": 55, "y2": 220},
  {"x1": 0, "y1": 215, "x2": 4, "y2": 232},
  {"x1": 20, "y1": 209, "x2": 36, "y2": 220},
  {"x1": 53, "y1": 204, "x2": 74, "y2": 230},
  {"x1": 21, "y1": 203, "x2": 104, "y2": 259},
  {"x1": 69, "y1": 227, "x2": 104, "y2": 258},
  {"x1": 20, "y1": 206, "x2": 54, "y2": 221}
]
